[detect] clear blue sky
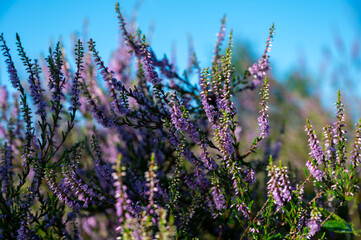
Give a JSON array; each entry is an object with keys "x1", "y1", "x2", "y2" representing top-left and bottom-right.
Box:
[{"x1": 0, "y1": 0, "x2": 360, "y2": 106}]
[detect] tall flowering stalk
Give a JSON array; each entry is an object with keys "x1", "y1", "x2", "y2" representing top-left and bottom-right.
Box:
[
  {"x1": 266, "y1": 158, "x2": 292, "y2": 210},
  {"x1": 248, "y1": 24, "x2": 275, "y2": 89},
  {"x1": 306, "y1": 205, "x2": 322, "y2": 239},
  {"x1": 0, "y1": 34, "x2": 34, "y2": 167},
  {"x1": 258, "y1": 77, "x2": 270, "y2": 138},
  {"x1": 333, "y1": 90, "x2": 347, "y2": 166},
  {"x1": 169, "y1": 93, "x2": 216, "y2": 171},
  {"x1": 305, "y1": 119, "x2": 324, "y2": 181},
  {"x1": 16, "y1": 34, "x2": 47, "y2": 120}
]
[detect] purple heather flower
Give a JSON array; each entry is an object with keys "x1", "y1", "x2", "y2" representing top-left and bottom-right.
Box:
[
  {"x1": 15, "y1": 35, "x2": 47, "y2": 119},
  {"x1": 169, "y1": 94, "x2": 217, "y2": 170},
  {"x1": 306, "y1": 161, "x2": 324, "y2": 181},
  {"x1": 212, "y1": 15, "x2": 226, "y2": 64},
  {"x1": 144, "y1": 154, "x2": 160, "y2": 225},
  {"x1": 244, "y1": 168, "x2": 256, "y2": 185},
  {"x1": 115, "y1": 183, "x2": 130, "y2": 221},
  {"x1": 184, "y1": 167, "x2": 210, "y2": 192},
  {"x1": 306, "y1": 208, "x2": 321, "y2": 239},
  {"x1": 305, "y1": 120, "x2": 325, "y2": 180},
  {"x1": 113, "y1": 164, "x2": 136, "y2": 236},
  {"x1": 62, "y1": 163, "x2": 103, "y2": 208},
  {"x1": 199, "y1": 68, "x2": 219, "y2": 123},
  {"x1": 249, "y1": 228, "x2": 259, "y2": 234},
  {"x1": 264, "y1": 24, "x2": 275, "y2": 56},
  {"x1": 211, "y1": 185, "x2": 226, "y2": 211},
  {"x1": 88, "y1": 39, "x2": 130, "y2": 116},
  {"x1": 267, "y1": 163, "x2": 292, "y2": 210},
  {"x1": 90, "y1": 136, "x2": 114, "y2": 182},
  {"x1": 332, "y1": 91, "x2": 347, "y2": 165},
  {"x1": 46, "y1": 44, "x2": 66, "y2": 114},
  {"x1": 350, "y1": 120, "x2": 361, "y2": 167},
  {"x1": 249, "y1": 55, "x2": 270, "y2": 89},
  {"x1": 29, "y1": 78, "x2": 47, "y2": 118},
  {"x1": 17, "y1": 220, "x2": 33, "y2": 240},
  {"x1": 258, "y1": 78, "x2": 270, "y2": 138},
  {"x1": 45, "y1": 169, "x2": 81, "y2": 211},
  {"x1": 248, "y1": 24, "x2": 274, "y2": 89},
  {"x1": 219, "y1": 35, "x2": 237, "y2": 119},
  {"x1": 85, "y1": 94, "x2": 115, "y2": 128},
  {"x1": 0, "y1": 34, "x2": 22, "y2": 90},
  {"x1": 258, "y1": 114, "x2": 270, "y2": 138},
  {"x1": 218, "y1": 125, "x2": 235, "y2": 155},
  {"x1": 305, "y1": 121, "x2": 324, "y2": 164},
  {"x1": 164, "y1": 122, "x2": 199, "y2": 167},
  {"x1": 201, "y1": 65, "x2": 235, "y2": 161},
  {"x1": 67, "y1": 212, "x2": 77, "y2": 222},
  {"x1": 69, "y1": 80, "x2": 81, "y2": 112},
  {"x1": 81, "y1": 216, "x2": 97, "y2": 237},
  {"x1": 199, "y1": 142, "x2": 217, "y2": 170},
  {"x1": 1, "y1": 143, "x2": 13, "y2": 194},
  {"x1": 44, "y1": 214, "x2": 56, "y2": 229},
  {"x1": 233, "y1": 201, "x2": 250, "y2": 219},
  {"x1": 69, "y1": 40, "x2": 84, "y2": 113},
  {"x1": 323, "y1": 125, "x2": 336, "y2": 163},
  {"x1": 140, "y1": 38, "x2": 162, "y2": 85},
  {"x1": 169, "y1": 97, "x2": 194, "y2": 137}
]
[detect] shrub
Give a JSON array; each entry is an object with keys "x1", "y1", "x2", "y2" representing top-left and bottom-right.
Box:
[{"x1": 0, "y1": 3, "x2": 360, "y2": 239}]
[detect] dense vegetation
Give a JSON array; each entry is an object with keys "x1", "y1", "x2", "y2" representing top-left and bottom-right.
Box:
[{"x1": 0, "y1": 3, "x2": 361, "y2": 239}]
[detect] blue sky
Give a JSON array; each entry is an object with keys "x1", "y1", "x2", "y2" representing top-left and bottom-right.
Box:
[{"x1": 0, "y1": 0, "x2": 360, "y2": 103}]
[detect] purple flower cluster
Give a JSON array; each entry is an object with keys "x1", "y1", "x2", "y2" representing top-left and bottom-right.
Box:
[
  {"x1": 306, "y1": 207, "x2": 321, "y2": 239},
  {"x1": 248, "y1": 24, "x2": 275, "y2": 89},
  {"x1": 323, "y1": 125, "x2": 336, "y2": 163},
  {"x1": 15, "y1": 34, "x2": 47, "y2": 119},
  {"x1": 169, "y1": 94, "x2": 216, "y2": 170},
  {"x1": 249, "y1": 56, "x2": 270, "y2": 89},
  {"x1": 88, "y1": 39, "x2": 130, "y2": 116},
  {"x1": 212, "y1": 15, "x2": 226, "y2": 64},
  {"x1": 211, "y1": 184, "x2": 226, "y2": 211},
  {"x1": 267, "y1": 162, "x2": 292, "y2": 210},
  {"x1": 61, "y1": 165, "x2": 101, "y2": 208},
  {"x1": 258, "y1": 78, "x2": 270, "y2": 138},
  {"x1": 140, "y1": 37, "x2": 162, "y2": 86},
  {"x1": 333, "y1": 91, "x2": 347, "y2": 165},
  {"x1": 199, "y1": 69, "x2": 234, "y2": 159},
  {"x1": 305, "y1": 120, "x2": 324, "y2": 181},
  {"x1": 45, "y1": 169, "x2": 81, "y2": 210},
  {"x1": 69, "y1": 39, "x2": 84, "y2": 113},
  {"x1": 200, "y1": 69, "x2": 219, "y2": 124},
  {"x1": 1, "y1": 143, "x2": 12, "y2": 194},
  {"x1": 46, "y1": 43, "x2": 66, "y2": 114},
  {"x1": 0, "y1": 34, "x2": 21, "y2": 90},
  {"x1": 90, "y1": 135, "x2": 114, "y2": 182},
  {"x1": 350, "y1": 120, "x2": 361, "y2": 167},
  {"x1": 113, "y1": 167, "x2": 133, "y2": 234}
]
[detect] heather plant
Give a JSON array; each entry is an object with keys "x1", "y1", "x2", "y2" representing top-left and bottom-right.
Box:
[{"x1": 0, "y1": 3, "x2": 361, "y2": 240}]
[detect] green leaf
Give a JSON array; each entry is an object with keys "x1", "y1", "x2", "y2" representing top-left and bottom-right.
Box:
[
  {"x1": 352, "y1": 228, "x2": 361, "y2": 236},
  {"x1": 303, "y1": 167, "x2": 308, "y2": 178},
  {"x1": 345, "y1": 195, "x2": 353, "y2": 201},
  {"x1": 322, "y1": 220, "x2": 352, "y2": 233},
  {"x1": 319, "y1": 207, "x2": 359, "y2": 234},
  {"x1": 319, "y1": 208, "x2": 344, "y2": 222}
]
